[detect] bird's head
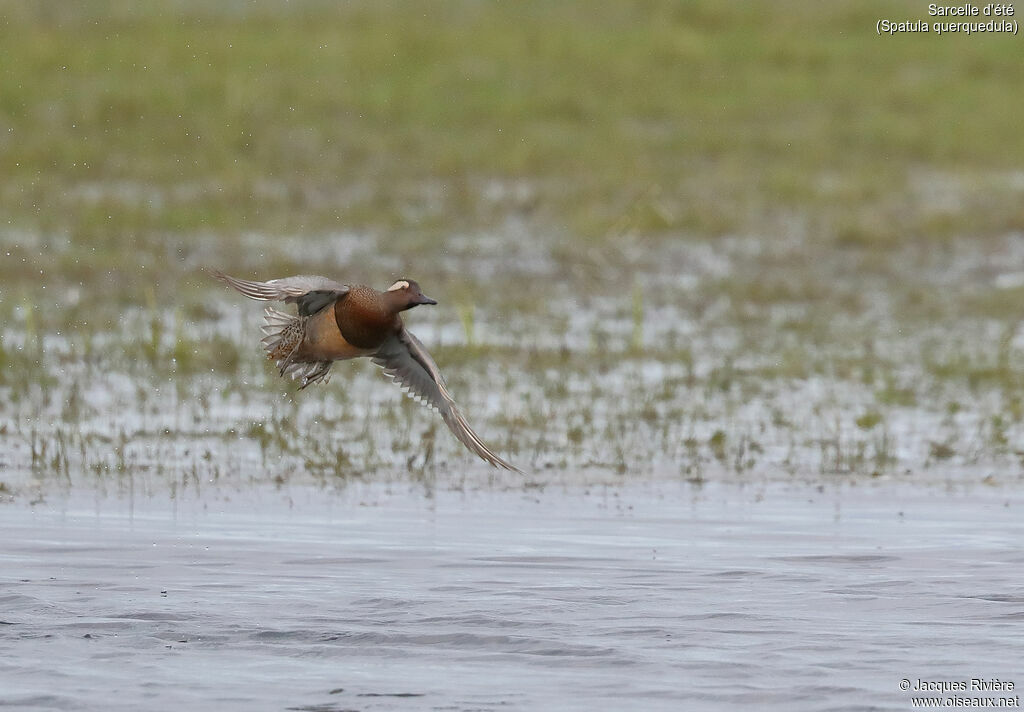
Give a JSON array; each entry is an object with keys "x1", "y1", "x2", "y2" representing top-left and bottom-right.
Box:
[{"x1": 385, "y1": 279, "x2": 437, "y2": 311}]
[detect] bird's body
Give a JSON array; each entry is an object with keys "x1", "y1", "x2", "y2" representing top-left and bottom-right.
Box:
[
  {"x1": 213, "y1": 271, "x2": 520, "y2": 472},
  {"x1": 288, "y1": 286, "x2": 388, "y2": 362}
]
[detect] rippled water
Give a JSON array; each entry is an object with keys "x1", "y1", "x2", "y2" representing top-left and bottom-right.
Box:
[{"x1": 2, "y1": 481, "x2": 1022, "y2": 711}]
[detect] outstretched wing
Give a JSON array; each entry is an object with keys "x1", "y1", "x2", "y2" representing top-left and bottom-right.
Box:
[
  {"x1": 372, "y1": 328, "x2": 521, "y2": 472},
  {"x1": 213, "y1": 271, "x2": 349, "y2": 315}
]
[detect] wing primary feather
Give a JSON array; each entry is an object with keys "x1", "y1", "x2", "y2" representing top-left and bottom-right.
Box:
[
  {"x1": 213, "y1": 271, "x2": 282, "y2": 301},
  {"x1": 213, "y1": 270, "x2": 350, "y2": 303},
  {"x1": 372, "y1": 328, "x2": 521, "y2": 472}
]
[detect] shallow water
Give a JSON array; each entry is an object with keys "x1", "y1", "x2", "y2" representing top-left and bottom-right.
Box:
[{"x1": 1, "y1": 481, "x2": 1022, "y2": 712}]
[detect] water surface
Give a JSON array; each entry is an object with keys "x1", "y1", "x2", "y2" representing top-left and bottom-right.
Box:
[{"x1": 1, "y1": 481, "x2": 1021, "y2": 711}]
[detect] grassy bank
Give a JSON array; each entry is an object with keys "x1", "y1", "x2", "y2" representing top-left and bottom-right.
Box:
[
  {"x1": 2, "y1": 2, "x2": 1022, "y2": 249},
  {"x1": 1, "y1": 1, "x2": 1023, "y2": 495}
]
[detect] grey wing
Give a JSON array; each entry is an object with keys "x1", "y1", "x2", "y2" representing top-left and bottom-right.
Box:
[
  {"x1": 372, "y1": 328, "x2": 521, "y2": 472},
  {"x1": 213, "y1": 270, "x2": 349, "y2": 303}
]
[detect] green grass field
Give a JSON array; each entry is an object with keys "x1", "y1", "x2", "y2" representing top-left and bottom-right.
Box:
[
  {"x1": 1, "y1": 1, "x2": 1023, "y2": 493},
  {"x1": 3, "y1": 2, "x2": 1022, "y2": 250}
]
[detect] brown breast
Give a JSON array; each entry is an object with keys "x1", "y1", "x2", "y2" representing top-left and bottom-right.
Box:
[
  {"x1": 298, "y1": 305, "x2": 377, "y2": 362},
  {"x1": 333, "y1": 285, "x2": 399, "y2": 350}
]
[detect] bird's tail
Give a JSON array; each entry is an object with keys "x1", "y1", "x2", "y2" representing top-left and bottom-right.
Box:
[
  {"x1": 260, "y1": 307, "x2": 303, "y2": 361},
  {"x1": 259, "y1": 307, "x2": 332, "y2": 387}
]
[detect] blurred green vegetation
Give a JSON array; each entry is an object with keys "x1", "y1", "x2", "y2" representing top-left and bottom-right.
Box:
[
  {"x1": 2, "y1": 1, "x2": 1024, "y2": 488},
  {"x1": 1, "y1": 0, "x2": 1022, "y2": 259}
]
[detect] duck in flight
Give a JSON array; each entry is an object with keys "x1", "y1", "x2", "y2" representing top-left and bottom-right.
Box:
[{"x1": 213, "y1": 271, "x2": 520, "y2": 472}]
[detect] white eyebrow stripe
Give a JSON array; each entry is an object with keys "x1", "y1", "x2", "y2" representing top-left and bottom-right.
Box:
[{"x1": 387, "y1": 280, "x2": 410, "y2": 292}]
